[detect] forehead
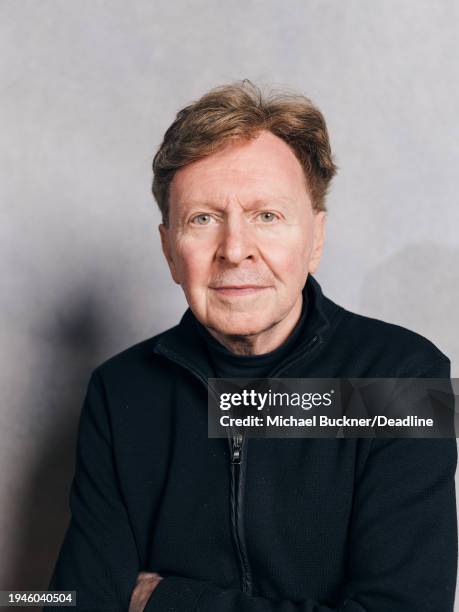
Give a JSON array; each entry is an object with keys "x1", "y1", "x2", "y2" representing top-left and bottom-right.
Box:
[{"x1": 169, "y1": 130, "x2": 309, "y2": 206}]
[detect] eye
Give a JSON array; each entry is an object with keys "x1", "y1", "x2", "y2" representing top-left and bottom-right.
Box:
[
  {"x1": 257, "y1": 211, "x2": 278, "y2": 223},
  {"x1": 191, "y1": 213, "x2": 213, "y2": 225}
]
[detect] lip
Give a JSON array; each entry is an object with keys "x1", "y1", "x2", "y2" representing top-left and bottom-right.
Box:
[{"x1": 210, "y1": 285, "x2": 269, "y2": 297}]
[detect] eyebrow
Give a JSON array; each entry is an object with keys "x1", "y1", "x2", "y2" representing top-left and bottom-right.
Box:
[{"x1": 178, "y1": 197, "x2": 294, "y2": 212}]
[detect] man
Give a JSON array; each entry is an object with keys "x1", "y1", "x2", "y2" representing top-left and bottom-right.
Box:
[{"x1": 47, "y1": 80, "x2": 457, "y2": 611}]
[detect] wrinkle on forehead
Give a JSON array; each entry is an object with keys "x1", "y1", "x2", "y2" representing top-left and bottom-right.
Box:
[{"x1": 169, "y1": 130, "x2": 311, "y2": 220}]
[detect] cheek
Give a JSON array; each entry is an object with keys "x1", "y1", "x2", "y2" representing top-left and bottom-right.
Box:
[
  {"x1": 175, "y1": 236, "x2": 213, "y2": 283},
  {"x1": 259, "y1": 230, "x2": 312, "y2": 278}
]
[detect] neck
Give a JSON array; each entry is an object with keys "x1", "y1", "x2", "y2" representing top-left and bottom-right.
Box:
[{"x1": 204, "y1": 294, "x2": 303, "y2": 356}]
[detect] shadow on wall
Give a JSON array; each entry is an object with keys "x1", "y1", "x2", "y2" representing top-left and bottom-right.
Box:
[
  {"x1": 359, "y1": 242, "x2": 459, "y2": 377},
  {"x1": 2, "y1": 291, "x2": 108, "y2": 612}
]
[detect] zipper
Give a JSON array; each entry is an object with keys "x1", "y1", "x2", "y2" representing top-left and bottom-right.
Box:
[
  {"x1": 231, "y1": 431, "x2": 243, "y2": 463},
  {"x1": 229, "y1": 431, "x2": 252, "y2": 594}
]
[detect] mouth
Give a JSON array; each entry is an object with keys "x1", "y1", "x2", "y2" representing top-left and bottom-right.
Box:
[{"x1": 209, "y1": 285, "x2": 270, "y2": 297}]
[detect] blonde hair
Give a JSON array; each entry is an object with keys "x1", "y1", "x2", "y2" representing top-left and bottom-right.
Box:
[{"x1": 152, "y1": 79, "x2": 338, "y2": 226}]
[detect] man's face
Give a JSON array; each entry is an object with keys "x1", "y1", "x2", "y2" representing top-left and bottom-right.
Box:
[{"x1": 159, "y1": 130, "x2": 326, "y2": 338}]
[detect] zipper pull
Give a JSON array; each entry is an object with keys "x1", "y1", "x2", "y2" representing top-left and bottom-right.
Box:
[{"x1": 231, "y1": 432, "x2": 244, "y2": 464}]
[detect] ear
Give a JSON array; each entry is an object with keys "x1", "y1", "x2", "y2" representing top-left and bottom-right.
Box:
[
  {"x1": 158, "y1": 223, "x2": 181, "y2": 285},
  {"x1": 308, "y1": 211, "x2": 326, "y2": 274}
]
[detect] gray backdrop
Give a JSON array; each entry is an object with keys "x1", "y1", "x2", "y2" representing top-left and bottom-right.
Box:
[{"x1": 1, "y1": 0, "x2": 458, "y2": 608}]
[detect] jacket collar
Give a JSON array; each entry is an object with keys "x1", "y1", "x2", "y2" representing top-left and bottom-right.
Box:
[{"x1": 151, "y1": 274, "x2": 333, "y2": 385}]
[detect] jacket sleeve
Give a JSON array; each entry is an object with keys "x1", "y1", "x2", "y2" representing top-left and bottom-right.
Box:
[
  {"x1": 45, "y1": 369, "x2": 140, "y2": 611},
  {"x1": 145, "y1": 359, "x2": 458, "y2": 612}
]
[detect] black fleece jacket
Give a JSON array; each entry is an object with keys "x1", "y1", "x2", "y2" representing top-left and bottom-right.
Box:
[{"x1": 47, "y1": 274, "x2": 458, "y2": 611}]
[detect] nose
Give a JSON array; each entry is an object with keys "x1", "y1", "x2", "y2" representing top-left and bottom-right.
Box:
[{"x1": 215, "y1": 215, "x2": 256, "y2": 264}]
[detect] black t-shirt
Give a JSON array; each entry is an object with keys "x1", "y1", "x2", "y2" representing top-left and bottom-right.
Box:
[{"x1": 192, "y1": 290, "x2": 308, "y2": 379}]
